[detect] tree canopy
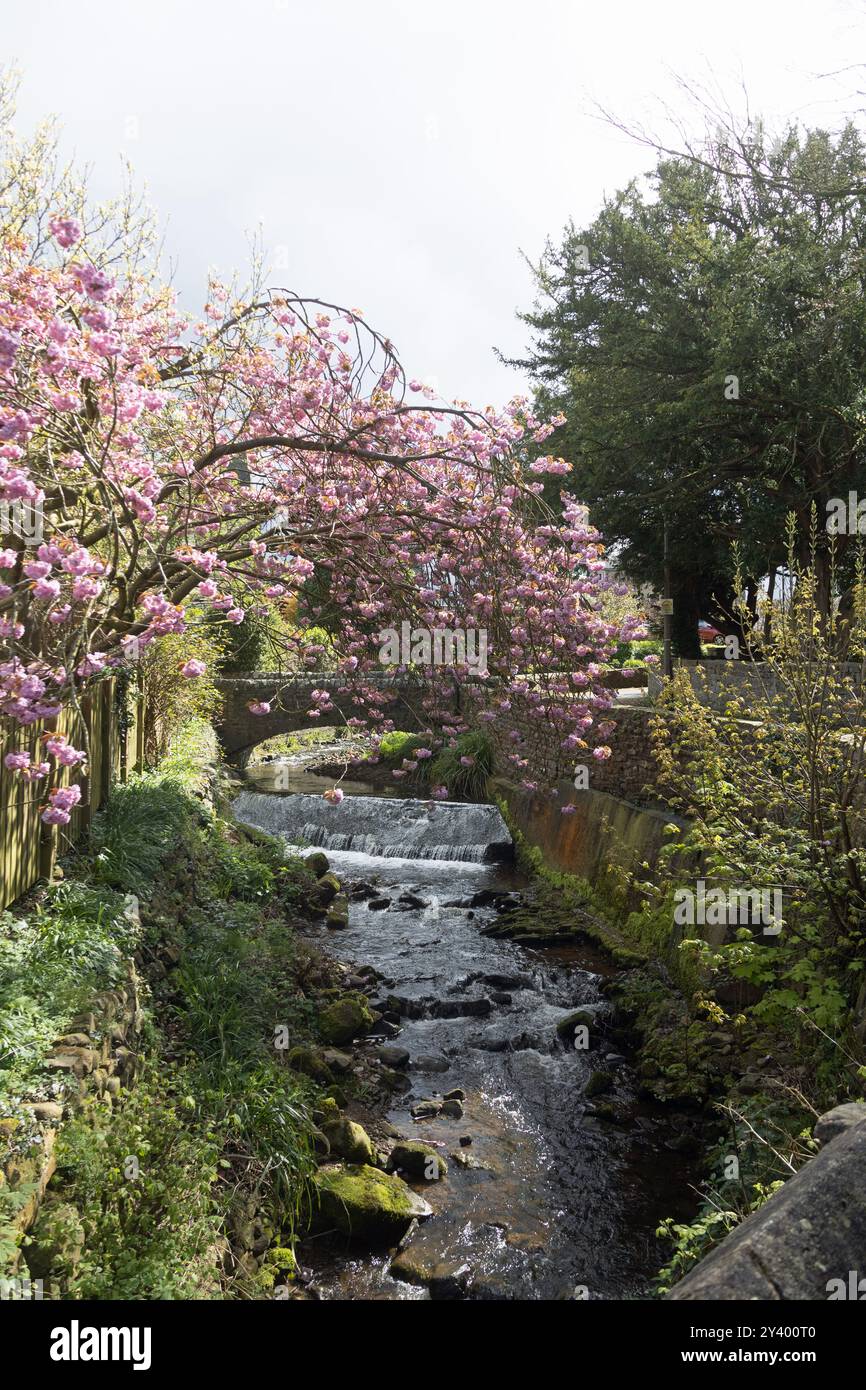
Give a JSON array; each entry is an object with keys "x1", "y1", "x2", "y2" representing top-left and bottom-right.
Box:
[
  {"x1": 509, "y1": 119, "x2": 866, "y2": 652},
  {"x1": 0, "y1": 80, "x2": 640, "y2": 819}
]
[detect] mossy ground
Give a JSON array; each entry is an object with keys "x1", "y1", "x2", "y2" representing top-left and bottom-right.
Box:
[{"x1": 1, "y1": 723, "x2": 381, "y2": 1299}]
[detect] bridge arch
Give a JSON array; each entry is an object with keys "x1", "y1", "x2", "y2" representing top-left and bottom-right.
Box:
[{"x1": 213, "y1": 673, "x2": 454, "y2": 763}]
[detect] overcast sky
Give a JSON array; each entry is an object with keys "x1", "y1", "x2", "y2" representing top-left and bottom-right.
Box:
[{"x1": 4, "y1": 0, "x2": 865, "y2": 405}]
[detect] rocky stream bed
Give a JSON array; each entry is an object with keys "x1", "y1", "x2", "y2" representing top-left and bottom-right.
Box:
[{"x1": 230, "y1": 756, "x2": 704, "y2": 1302}]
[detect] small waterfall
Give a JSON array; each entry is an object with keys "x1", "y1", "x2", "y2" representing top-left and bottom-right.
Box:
[{"x1": 232, "y1": 791, "x2": 512, "y2": 865}]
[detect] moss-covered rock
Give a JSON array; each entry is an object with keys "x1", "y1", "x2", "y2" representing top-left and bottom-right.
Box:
[
  {"x1": 305, "y1": 851, "x2": 330, "y2": 878},
  {"x1": 317, "y1": 1101, "x2": 376, "y2": 1165},
  {"x1": 286, "y1": 1046, "x2": 333, "y2": 1085},
  {"x1": 388, "y1": 1141, "x2": 447, "y2": 1181},
  {"x1": 326, "y1": 893, "x2": 350, "y2": 929},
  {"x1": 312, "y1": 1163, "x2": 433, "y2": 1244},
  {"x1": 316, "y1": 873, "x2": 342, "y2": 905},
  {"x1": 318, "y1": 995, "x2": 374, "y2": 1046}
]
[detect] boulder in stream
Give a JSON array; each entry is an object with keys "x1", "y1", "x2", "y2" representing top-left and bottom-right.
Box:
[
  {"x1": 305, "y1": 851, "x2": 330, "y2": 877},
  {"x1": 313, "y1": 1164, "x2": 432, "y2": 1244},
  {"x1": 430, "y1": 997, "x2": 491, "y2": 1019},
  {"x1": 326, "y1": 893, "x2": 350, "y2": 928},
  {"x1": 388, "y1": 1140, "x2": 447, "y2": 1180}
]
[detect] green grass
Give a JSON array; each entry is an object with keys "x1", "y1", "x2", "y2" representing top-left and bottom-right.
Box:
[
  {"x1": 4, "y1": 720, "x2": 326, "y2": 1295},
  {"x1": 375, "y1": 728, "x2": 494, "y2": 799},
  {"x1": 0, "y1": 882, "x2": 140, "y2": 1111},
  {"x1": 47, "y1": 1071, "x2": 224, "y2": 1299}
]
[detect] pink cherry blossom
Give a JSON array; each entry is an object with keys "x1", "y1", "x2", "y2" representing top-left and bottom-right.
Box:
[{"x1": 181, "y1": 659, "x2": 206, "y2": 678}]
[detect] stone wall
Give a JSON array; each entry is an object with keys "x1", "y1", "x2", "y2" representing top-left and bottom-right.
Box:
[
  {"x1": 485, "y1": 700, "x2": 664, "y2": 812},
  {"x1": 588, "y1": 706, "x2": 664, "y2": 808},
  {"x1": 649, "y1": 658, "x2": 866, "y2": 711},
  {"x1": 0, "y1": 899, "x2": 145, "y2": 1278}
]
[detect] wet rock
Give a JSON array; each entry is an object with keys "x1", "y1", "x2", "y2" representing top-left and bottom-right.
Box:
[
  {"x1": 368, "y1": 897, "x2": 391, "y2": 911},
  {"x1": 429, "y1": 1264, "x2": 472, "y2": 1299},
  {"x1": 349, "y1": 881, "x2": 378, "y2": 899},
  {"x1": 476, "y1": 1027, "x2": 544, "y2": 1053},
  {"x1": 441, "y1": 1098, "x2": 464, "y2": 1118},
  {"x1": 326, "y1": 894, "x2": 350, "y2": 929},
  {"x1": 366, "y1": 1018, "x2": 401, "y2": 1041},
  {"x1": 470, "y1": 1273, "x2": 513, "y2": 1300},
  {"x1": 381, "y1": 993, "x2": 427, "y2": 1018},
  {"x1": 431, "y1": 997, "x2": 491, "y2": 1019},
  {"x1": 378, "y1": 1067, "x2": 412, "y2": 1094},
  {"x1": 411, "y1": 1053, "x2": 450, "y2": 1074},
  {"x1": 489, "y1": 991, "x2": 512, "y2": 1006},
  {"x1": 444, "y1": 1088, "x2": 465, "y2": 1101},
  {"x1": 556, "y1": 1007, "x2": 603, "y2": 1041},
  {"x1": 305, "y1": 851, "x2": 330, "y2": 877},
  {"x1": 468, "y1": 889, "x2": 513, "y2": 909},
  {"x1": 450, "y1": 1149, "x2": 483, "y2": 1169},
  {"x1": 397, "y1": 893, "x2": 429, "y2": 909},
  {"x1": 459, "y1": 1134, "x2": 472, "y2": 1147},
  {"x1": 318, "y1": 995, "x2": 374, "y2": 1046},
  {"x1": 375, "y1": 1045, "x2": 410, "y2": 1070},
  {"x1": 388, "y1": 1141, "x2": 447, "y2": 1181},
  {"x1": 315, "y1": 872, "x2": 342, "y2": 908},
  {"x1": 585, "y1": 1070, "x2": 614, "y2": 1098},
  {"x1": 390, "y1": 1248, "x2": 471, "y2": 1297},
  {"x1": 482, "y1": 972, "x2": 533, "y2": 990},
  {"x1": 312, "y1": 1164, "x2": 432, "y2": 1244},
  {"x1": 411, "y1": 1099, "x2": 442, "y2": 1120}
]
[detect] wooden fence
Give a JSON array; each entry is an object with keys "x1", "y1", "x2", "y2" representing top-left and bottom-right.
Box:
[{"x1": 0, "y1": 678, "x2": 145, "y2": 912}]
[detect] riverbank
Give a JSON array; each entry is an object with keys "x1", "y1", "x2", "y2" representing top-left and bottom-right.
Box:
[
  {"x1": 2, "y1": 725, "x2": 707, "y2": 1300},
  {"x1": 0, "y1": 724, "x2": 425, "y2": 1298}
]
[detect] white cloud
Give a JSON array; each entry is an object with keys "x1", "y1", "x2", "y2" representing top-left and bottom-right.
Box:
[{"x1": 5, "y1": 0, "x2": 864, "y2": 404}]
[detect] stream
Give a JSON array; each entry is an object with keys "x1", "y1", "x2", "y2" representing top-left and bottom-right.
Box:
[{"x1": 234, "y1": 753, "x2": 696, "y2": 1301}]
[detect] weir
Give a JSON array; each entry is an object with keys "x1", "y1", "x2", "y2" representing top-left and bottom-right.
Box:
[{"x1": 231, "y1": 790, "x2": 513, "y2": 863}]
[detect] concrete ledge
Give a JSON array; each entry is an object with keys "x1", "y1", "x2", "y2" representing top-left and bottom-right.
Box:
[
  {"x1": 668, "y1": 1106, "x2": 866, "y2": 1300},
  {"x1": 492, "y1": 777, "x2": 687, "y2": 911}
]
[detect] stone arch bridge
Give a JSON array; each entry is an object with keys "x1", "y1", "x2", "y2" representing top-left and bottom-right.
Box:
[{"x1": 213, "y1": 672, "x2": 462, "y2": 762}]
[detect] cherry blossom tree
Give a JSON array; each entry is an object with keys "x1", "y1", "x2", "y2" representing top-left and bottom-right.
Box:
[{"x1": 0, "y1": 83, "x2": 643, "y2": 824}]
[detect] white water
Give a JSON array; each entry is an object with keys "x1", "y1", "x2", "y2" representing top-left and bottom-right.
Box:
[{"x1": 232, "y1": 790, "x2": 512, "y2": 864}]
